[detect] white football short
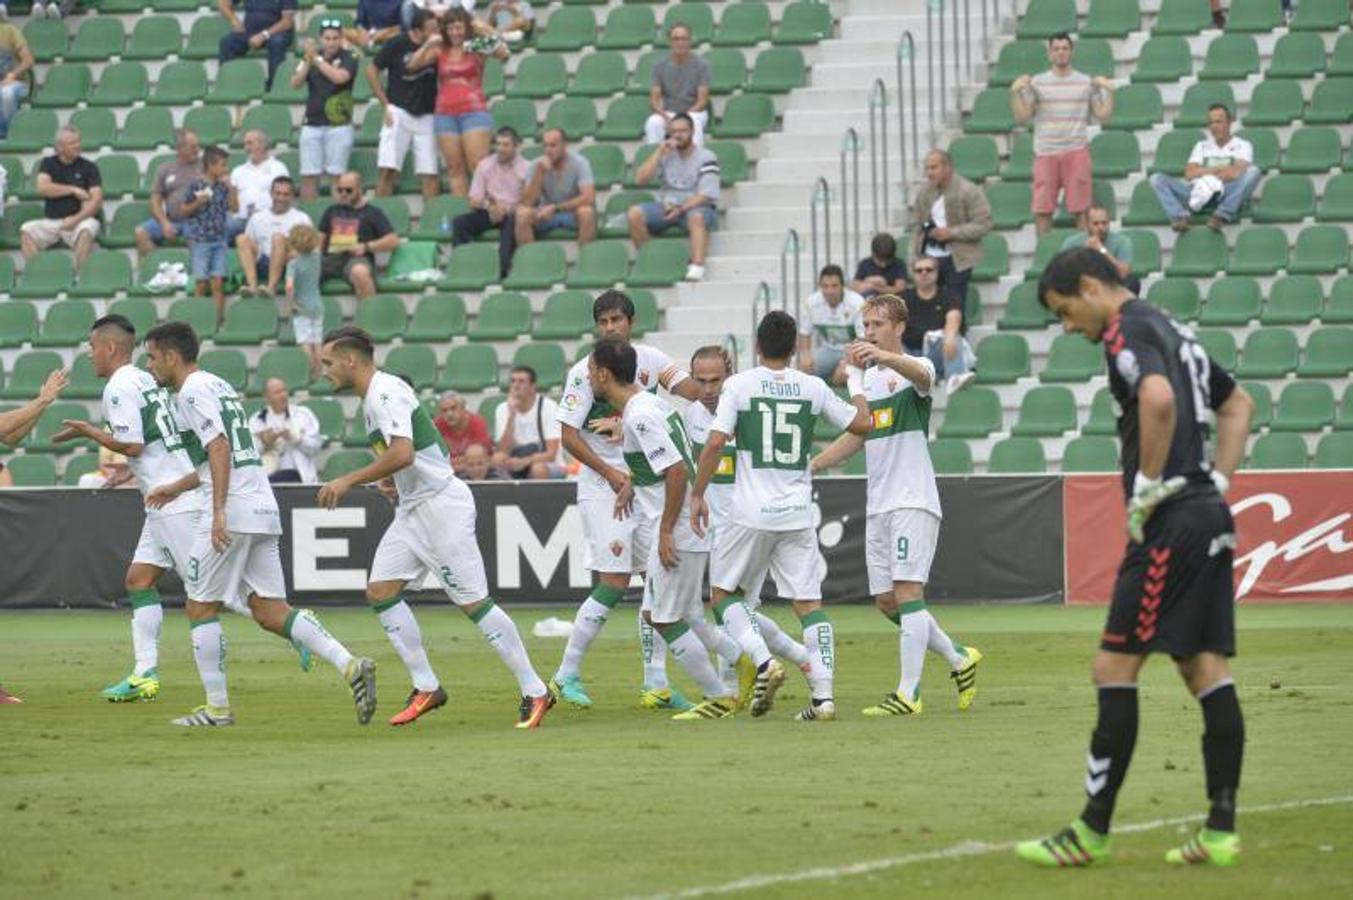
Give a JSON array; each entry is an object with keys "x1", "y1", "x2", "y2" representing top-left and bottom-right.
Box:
[
  {"x1": 184, "y1": 530, "x2": 288, "y2": 608},
  {"x1": 578, "y1": 495, "x2": 637, "y2": 574},
  {"x1": 135, "y1": 510, "x2": 251, "y2": 615},
  {"x1": 707, "y1": 522, "x2": 766, "y2": 608},
  {"x1": 369, "y1": 482, "x2": 489, "y2": 605},
  {"x1": 377, "y1": 107, "x2": 438, "y2": 176},
  {"x1": 641, "y1": 546, "x2": 708, "y2": 624},
  {"x1": 865, "y1": 507, "x2": 941, "y2": 596},
  {"x1": 710, "y1": 522, "x2": 822, "y2": 601}
]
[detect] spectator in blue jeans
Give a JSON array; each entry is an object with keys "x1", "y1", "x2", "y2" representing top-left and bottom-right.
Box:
[
  {"x1": 627, "y1": 113, "x2": 719, "y2": 282},
  {"x1": 218, "y1": 0, "x2": 298, "y2": 92},
  {"x1": 1149, "y1": 104, "x2": 1260, "y2": 232},
  {"x1": 0, "y1": 18, "x2": 33, "y2": 140},
  {"x1": 180, "y1": 146, "x2": 237, "y2": 326},
  {"x1": 900, "y1": 258, "x2": 976, "y2": 394}
]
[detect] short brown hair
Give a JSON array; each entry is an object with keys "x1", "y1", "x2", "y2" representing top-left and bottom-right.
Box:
[
  {"x1": 288, "y1": 223, "x2": 320, "y2": 254},
  {"x1": 863, "y1": 293, "x2": 908, "y2": 325}
]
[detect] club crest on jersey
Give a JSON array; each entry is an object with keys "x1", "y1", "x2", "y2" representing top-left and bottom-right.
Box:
[
  {"x1": 635, "y1": 420, "x2": 648, "y2": 434},
  {"x1": 638, "y1": 371, "x2": 651, "y2": 386},
  {"x1": 887, "y1": 378, "x2": 898, "y2": 392},
  {"x1": 609, "y1": 540, "x2": 625, "y2": 557},
  {"x1": 110, "y1": 395, "x2": 120, "y2": 406},
  {"x1": 1115, "y1": 348, "x2": 1140, "y2": 387}
]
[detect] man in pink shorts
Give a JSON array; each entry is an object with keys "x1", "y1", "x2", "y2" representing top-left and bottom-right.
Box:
[{"x1": 1011, "y1": 32, "x2": 1115, "y2": 236}]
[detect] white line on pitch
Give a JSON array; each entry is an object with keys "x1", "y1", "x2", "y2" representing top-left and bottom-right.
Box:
[{"x1": 628, "y1": 794, "x2": 1353, "y2": 900}]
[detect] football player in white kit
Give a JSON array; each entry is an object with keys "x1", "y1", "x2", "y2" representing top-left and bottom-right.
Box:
[
  {"x1": 316, "y1": 326, "x2": 555, "y2": 729},
  {"x1": 811, "y1": 294, "x2": 982, "y2": 715},
  {"x1": 549, "y1": 291, "x2": 702, "y2": 711},
  {"x1": 142, "y1": 322, "x2": 377, "y2": 728},
  {"x1": 54, "y1": 315, "x2": 312, "y2": 704},
  {"x1": 689, "y1": 310, "x2": 871, "y2": 722}
]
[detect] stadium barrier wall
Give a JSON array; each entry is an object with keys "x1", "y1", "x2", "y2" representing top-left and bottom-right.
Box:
[{"x1": 0, "y1": 476, "x2": 1065, "y2": 608}]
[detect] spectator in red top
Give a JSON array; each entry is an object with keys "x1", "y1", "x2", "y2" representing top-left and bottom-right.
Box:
[
  {"x1": 433, "y1": 390, "x2": 491, "y2": 475},
  {"x1": 422, "y1": 6, "x2": 510, "y2": 197}
]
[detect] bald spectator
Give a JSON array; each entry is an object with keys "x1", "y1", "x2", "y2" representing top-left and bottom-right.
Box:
[
  {"x1": 135, "y1": 129, "x2": 202, "y2": 258},
  {"x1": 907, "y1": 149, "x2": 991, "y2": 307},
  {"x1": 20, "y1": 125, "x2": 103, "y2": 273},
  {"x1": 644, "y1": 23, "x2": 709, "y2": 146},
  {"x1": 218, "y1": 0, "x2": 297, "y2": 92},
  {"x1": 318, "y1": 171, "x2": 398, "y2": 299},
  {"x1": 236, "y1": 175, "x2": 311, "y2": 296},
  {"x1": 514, "y1": 128, "x2": 596, "y2": 250},
  {"x1": 433, "y1": 391, "x2": 492, "y2": 475},
  {"x1": 460, "y1": 443, "x2": 506, "y2": 480},
  {"x1": 230, "y1": 129, "x2": 289, "y2": 240},
  {"x1": 250, "y1": 378, "x2": 322, "y2": 484}
]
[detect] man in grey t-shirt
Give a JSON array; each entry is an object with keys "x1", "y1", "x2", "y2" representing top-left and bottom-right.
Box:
[
  {"x1": 644, "y1": 23, "x2": 711, "y2": 145},
  {"x1": 134, "y1": 129, "x2": 204, "y2": 258},
  {"x1": 514, "y1": 128, "x2": 597, "y2": 249},
  {"x1": 628, "y1": 114, "x2": 719, "y2": 282}
]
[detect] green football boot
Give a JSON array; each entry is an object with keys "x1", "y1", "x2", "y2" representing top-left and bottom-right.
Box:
[{"x1": 101, "y1": 669, "x2": 160, "y2": 703}]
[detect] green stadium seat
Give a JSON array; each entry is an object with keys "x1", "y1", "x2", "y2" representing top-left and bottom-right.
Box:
[
  {"x1": 115, "y1": 108, "x2": 175, "y2": 153},
  {"x1": 998, "y1": 283, "x2": 1055, "y2": 330},
  {"x1": 774, "y1": 1, "x2": 833, "y2": 45},
  {"x1": 536, "y1": 7, "x2": 596, "y2": 52},
  {"x1": 628, "y1": 239, "x2": 689, "y2": 286},
  {"x1": 65, "y1": 109, "x2": 116, "y2": 153},
  {"x1": 1199, "y1": 34, "x2": 1260, "y2": 80},
  {"x1": 1291, "y1": 0, "x2": 1351, "y2": 30},
  {"x1": 0, "y1": 302, "x2": 38, "y2": 348},
  {"x1": 1247, "y1": 433, "x2": 1308, "y2": 469},
  {"x1": 937, "y1": 387, "x2": 1002, "y2": 438},
  {"x1": 1105, "y1": 84, "x2": 1163, "y2": 131},
  {"x1": 1236, "y1": 328, "x2": 1299, "y2": 378},
  {"x1": 414, "y1": 196, "x2": 472, "y2": 242},
  {"x1": 1268, "y1": 32, "x2": 1326, "y2": 79},
  {"x1": 183, "y1": 15, "x2": 230, "y2": 59},
  {"x1": 565, "y1": 241, "x2": 628, "y2": 289},
  {"x1": 974, "y1": 334, "x2": 1030, "y2": 384},
  {"x1": 748, "y1": 47, "x2": 805, "y2": 93},
  {"x1": 1305, "y1": 78, "x2": 1353, "y2": 124},
  {"x1": 5, "y1": 455, "x2": 58, "y2": 486},
  {"x1": 1083, "y1": 0, "x2": 1140, "y2": 37},
  {"x1": 1252, "y1": 174, "x2": 1316, "y2": 223},
  {"x1": 198, "y1": 349, "x2": 248, "y2": 392},
  {"x1": 1227, "y1": 0, "x2": 1284, "y2": 31},
  {"x1": 1327, "y1": 277, "x2": 1353, "y2": 322},
  {"x1": 21, "y1": 18, "x2": 66, "y2": 62},
  {"x1": 1121, "y1": 180, "x2": 1168, "y2": 227},
  {"x1": 1243, "y1": 79, "x2": 1303, "y2": 129},
  {"x1": 33, "y1": 64, "x2": 92, "y2": 109},
  {"x1": 964, "y1": 88, "x2": 1016, "y2": 134},
  {"x1": 1017, "y1": 0, "x2": 1076, "y2": 38},
  {"x1": 352, "y1": 295, "x2": 408, "y2": 343},
  {"x1": 706, "y1": 47, "x2": 748, "y2": 95},
  {"x1": 508, "y1": 54, "x2": 568, "y2": 99},
  {"x1": 1147, "y1": 278, "x2": 1201, "y2": 321},
  {"x1": 1240, "y1": 381, "x2": 1272, "y2": 432},
  {"x1": 97, "y1": 202, "x2": 147, "y2": 252},
  {"x1": 303, "y1": 398, "x2": 345, "y2": 444},
  {"x1": 149, "y1": 60, "x2": 210, "y2": 108},
  {"x1": 1165, "y1": 228, "x2": 1227, "y2": 277},
  {"x1": 1289, "y1": 225, "x2": 1350, "y2": 274},
  {"x1": 470, "y1": 292, "x2": 532, "y2": 341},
  {"x1": 1061, "y1": 436, "x2": 1118, "y2": 472},
  {"x1": 1083, "y1": 387, "x2": 1118, "y2": 436},
  {"x1": 1298, "y1": 327, "x2": 1353, "y2": 377},
  {"x1": 660, "y1": 3, "x2": 714, "y2": 45},
  {"x1": 1125, "y1": 229, "x2": 1161, "y2": 276},
  {"x1": 383, "y1": 345, "x2": 439, "y2": 391},
  {"x1": 1071, "y1": 38, "x2": 1115, "y2": 79},
  {"x1": 597, "y1": 6, "x2": 655, "y2": 50},
  {"x1": 1000, "y1": 134, "x2": 1033, "y2": 181},
  {"x1": 929, "y1": 438, "x2": 974, "y2": 475},
  {"x1": 987, "y1": 183, "x2": 1034, "y2": 231},
  {"x1": 1089, "y1": 131, "x2": 1141, "y2": 178},
  {"x1": 250, "y1": 347, "x2": 311, "y2": 395},
  {"x1": 1012, "y1": 386, "x2": 1078, "y2": 437},
  {"x1": 1148, "y1": 130, "x2": 1200, "y2": 177},
  {"x1": 949, "y1": 136, "x2": 999, "y2": 182},
  {"x1": 513, "y1": 343, "x2": 568, "y2": 390},
  {"x1": 1238, "y1": 129, "x2": 1279, "y2": 174},
  {"x1": 237, "y1": 105, "x2": 294, "y2": 149},
  {"x1": 630, "y1": 289, "x2": 660, "y2": 336},
  {"x1": 988, "y1": 437, "x2": 1047, "y2": 474},
  {"x1": 1316, "y1": 174, "x2": 1353, "y2": 222},
  {"x1": 440, "y1": 243, "x2": 499, "y2": 291},
  {"x1": 1332, "y1": 33, "x2": 1353, "y2": 76},
  {"x1": 1133, "y1": 36, "x2": 1192, "y2": 83},
  {"x1": 323, "y1": 450, "x2": 375, "y2": 480},
  {"x1": 714, "y1": 3, "x2": 771, "y2": 47},
  {"x1": 1026, "y1": 229, "x2": 1077, "y2": 281},
  {"x1": 1315, "y1": 433, "x2": 1353, "y2": 469},
  {"x1": 989, "y1": 40, "x2": 1044, "y2": 87},
  {"x1": 1271, "y1": 382, "x2": 1336, "y2": 431},
  {"x1": 571, "y1": 51, "x2": 628, "y2": 96},
  {"x1": 1261, "y1": 275, "x2": 1322, "y2": 324},
  {"x1": 90, "y1": 62, "x2": 149, "y2": 108},
  {"x1": 1283, "y1": 127, "x2": 1342, "y2": 174},
  {"x1": 1200, "y1": 277, "x2": 1262, "y2": 326},
  {"x1": 1197, "y1": 329, "x2": 1238, "y2": 370},
  {"x1": 487, "y1": 98, "x2": 537, "y2": 139},
  {"x1": 439, "y1": 344, "x2": 500, "y2": 392},
  {"x1": 1226, "y1": 226, "x2": 1288, "y2": 276},
  {"x1": 126, "y1": 16, "x2": 182, "y2": 60},
  {"x1": 712, "y1": 94, "x2": 775, "y2": 138},
  {"x1": 1040, "y1": 333, "x2": 1102, "y2": 383},
  {"x1": 354, "y1": 103, "x2": 384, "y2": 148},
  {"x1": 406, "y1": 293, "x2": 468, "y2": 341},
  {"x1": 594, "y1": 95, "x2": 649, "y2": 140},
  {"x1": 544, "y1": 97, "x2": 599, "y2": 139},
  {"x1": 971, "y1": 233, "x2": 1010, "y2": 282},
  {"x1": 167, "y1": 297, "x2": 219, "y2": 340},
  {"x1": 504, "y1": 243, "x2": 567, "y2": 290},
  {"x1": 62, "y1": 453, "x2": 101, "y2": 485},
  {"x1": 1339, "y1": 386, "x2": 1353, "y2": 430},
  {"x1": 0, "y1": 203, "x2": 42, "y2": 249},
  {"x1": 1154, "y1": 0, "x2": 1212, "y2": 35},
  {"x1": 183, "y1": 106, "x2": 233, "y2": 147},
  {"x1": 1176, "y1": 83, "x2": 1236, "y2": 129},
  {"x1": 106, "y1": 298, "x2": 158, "y2": 339},
  {"x1": 14, "y1": 253, "x2": 74, "y2": 299},
  {"x1": 209, "y1": 59, "x2": 267, "y2": 105},
  {"x1": 534, "y1": 290, "x2": 594, "y2": 339},
  {"x1": 707, "y1": 140, "x2": 749, "y2": 185},
  {"x1": 627, "y1": 50, "x2": 664, "y2": 95},
  {"x1": 69, "y1": 252, "x2": 132, "y2": 299},
  {"x1": 0, "y1": 350, "x2": 63, "y2": 399},
  {"x1": 216, "y1": 298, "x2": 279, "y2": 345},
  {"x1": 477, "y1": 395, "x2": 506, "y2": 428},
  {"x1": 68, "y1": 16, "x2": 125, "y2": 61},
  {"x1": 600, "y1": 190, "x2": 654, "y2": 238}
]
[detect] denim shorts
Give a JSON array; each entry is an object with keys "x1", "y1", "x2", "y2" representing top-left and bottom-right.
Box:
[
  {"x1": 637, "y1": 201, "x2": 716, "y2": 234},
  {"x1": 138, "y1": 217, "x2": 192, "y2": 244},
  {"x1": 434, "y1": 110, "x2": 494, "y2": 137},
  {"x1": 533, "y1": 210, "x2": 578, "y2": 235},
  {"x1": 191, "y1": 240, "x2": 227, "y2": 280},
  {"x1": 299, "y1": 125, "x2": 355, "y2": 176}
]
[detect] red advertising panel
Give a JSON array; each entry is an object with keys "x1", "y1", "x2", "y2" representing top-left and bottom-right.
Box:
[{"x1": 1064, "y1": 472, "x2": 1353, "y2": 604}]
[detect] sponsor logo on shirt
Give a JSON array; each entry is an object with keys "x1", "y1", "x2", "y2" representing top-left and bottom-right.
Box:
[
  {"x1": 715, "y1": 455, "x2": 735, "y2": 476},
  {"x1": 871, "y1": 408, "x2": 894, "y2": 431},
  {"x1": 562, "y1": 391, "x2": 580, "y2": 410}
]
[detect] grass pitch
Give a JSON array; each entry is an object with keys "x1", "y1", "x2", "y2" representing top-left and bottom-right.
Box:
[{"x1": 1, "y1": 603, "x2": 1350, "y2": 900}]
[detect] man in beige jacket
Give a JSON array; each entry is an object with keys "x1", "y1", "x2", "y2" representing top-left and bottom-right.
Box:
[{"x1": 908, "y1": 150, "x2": 992, "y2": 309}]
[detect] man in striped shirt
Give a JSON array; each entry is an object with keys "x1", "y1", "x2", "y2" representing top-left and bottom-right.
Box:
[{"x1": 1011, "y1": 32, "x2": 1115, "y2": 236}]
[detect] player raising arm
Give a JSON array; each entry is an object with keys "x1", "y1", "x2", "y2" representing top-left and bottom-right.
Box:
[{"x1": 1016, "y1": 247, "x2": 1252, "y2": 869}]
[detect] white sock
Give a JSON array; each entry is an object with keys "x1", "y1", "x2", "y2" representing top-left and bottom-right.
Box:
[
  {"x1": 474, "y1": 603, "x2": 547, "y2": 697},
  {"x1": 377, "y1": 599, "x2": 439, "y2": 692},
  {"x1": 130, "y1": 598, "x2": 163, "y2": 676},
  {"x1": 755, "y1": 612, "x2": 810, "y2": 667},
  {"x1": 287, "y1": 609, "x2": 356, "y2": 674},
  {"x1": 925, "y1": 610, "x2": 967, "y2": 669},
  {"x1": 554, "y1": 590, "x2": 620, "y2": 680},
  {"x1": 665, "y1": 624, "x2": 728, "y2": 698},
  {"x1": 717, "y1": 596, "x2": 771, "y2": 666},
  {"x1": 898, "y1": 610, "x2": 929, "y2": 701},
  {"x1": 801, "y1": 613, "x2": 835, "y2": 701},
  {"x1": 190, "y1": 618, "x2": 228, "y2": 709},
  {"x1": 691, "y1": 618, "x2": 741, "y2": 664},
  {"x1": 639, "y1": 614, "x2": 669, "y2": 690}
]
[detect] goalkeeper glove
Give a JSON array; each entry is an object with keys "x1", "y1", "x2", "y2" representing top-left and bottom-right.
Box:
[
  {"x1": 1210, "y1": 469, "x2": 1230, "y2": 497},
  {"x1": 1126, "y1": 473, "x2": 1187, "y2": 544}
]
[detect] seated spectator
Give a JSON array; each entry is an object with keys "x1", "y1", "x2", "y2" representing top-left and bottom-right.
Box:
[
  {"x1": 644, "y1": 24, "x2": 709, "y2": 146},
  {"x1": 237, "y1": 175, "x2": 311, "y2": 296},
  {"x1": 134, "y1": 129, "x2": 202, "y2": 258},
  {"x1": 908, "y1": 149, "x2": 992, "y2": 309},
  {"x1": 514, "y1": 128, "x2": 597, "y2": 249},
  {"x1": 367, "y1": 7, "x2": 440, "y2": 199},
  {"x1": 454, "y1": 125, "x2": 529, "y2": 277},
  {"x1": 428, "y1": 5, "x2": 510, "y2": 197},
  {"x1": 482, "y1": 0, "x2": 534, "y2": 46},
  {"x1": 218, "y1": 0, "x2": 297, "y2": 92},
  {"x1": 492, "y1": 366, "x2": 564, "y2": 480},
  {"x1": 796, "y1": 264, "x2": 864, "y2": 384},
  {"x1": 180, "y1": 146, "x2": 237, "y2": 325},
  {"x1": 280, "y1": 223, "x2": 324, "y2": 375},
  {"x1": 1060, "y1": 205, "x2": 1140, "y2": 295},
  {"x1": 20, "y1": 125, "x2": 103, "y2": 274},
  {"x1": 292, "y1": 21, "x2": 359, "y2": 201},
  {"x1": 901, "y1": 258, "x2": 975, "y2": 394},
  {"x1": 1149, "y1": 103, "x2": 1259, "y2": 232},
  {"x1": 627, "y1": 113, "x2": 718, "y2": 283},
  {"x1": 460, "y1": 442, "x2": 506, "y2": 480},
  {"x1": 852, "y1": 232, "x2": 907, "y2": 298},
  {"x1": 0, "y1": 15, "x2": 33, "y2": 140},
  {"x1": 351, "y1": 0, "x2": 404, "y2": 49},
  {"x1": 433, "y1": 390, "x2": 492, "y2": 475},
  {"x1": 78, "y1": 445, "x2": 136, "y2": 490},
  {"x1": 318, "y1": 172, "x2": 399, "y2": 299},
  {"x1": 230, "y1": 130, "x2": 289, "y2": 240},
  {"x1": 251, "y1": 377, "x2": 322, "y2": 484}
]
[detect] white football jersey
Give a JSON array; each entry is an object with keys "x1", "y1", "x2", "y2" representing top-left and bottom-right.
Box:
[
  {"x1": 861, "y1": 359, "x2": 942, "y2": 518},
  {"x1": 175, "y1": 369, "x2": 281, "y2": 535},
  {"x1": 682, "y1": 400, "x2": 736, "y2": 540},
  {"x1": 103, "y1": 364, "x2": 205, "y2": 517},
  {"x1": 800, "y1": 291, "x2": 866, "y2": 352},
  {"x1": 621, "y1": 390, "x2": 701, "y2": 552},
  {"x1": 363, "y1": 369, "x2": 456, "y2": 507},
  {"x1": 711, "y1": 365, "x2": 856, "y2": 531}
]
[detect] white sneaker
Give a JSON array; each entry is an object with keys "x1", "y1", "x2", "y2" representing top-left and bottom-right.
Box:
[
  {"x1": 685, "y1": 263, "x2": 705, "y2": 281},
  {"x1": 29, "y1": 2, "x2": 43, "y2": 19},
  {"x1": 946, "y1": 372, "x2": 976, "y2": 394},
  {"x1": 46, "y1": 2, "x2": 61, "y2": 19},
  {"x1": 0, "y1": 6, "x2": 9, "y2": 23}
]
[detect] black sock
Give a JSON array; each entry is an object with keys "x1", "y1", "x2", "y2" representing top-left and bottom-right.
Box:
[
  {"x1": 1080, "y1": 685, "x2": 1139, "y2": 835},
  {"x1": 1200, "y1": 680, "x2": 1244, "y2": 832}
]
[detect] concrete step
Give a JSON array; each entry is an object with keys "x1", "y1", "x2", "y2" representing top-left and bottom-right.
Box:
[
  {"x1": 838, "y1": 14, "x2": 932, "y2": 41},
  {"x1": 675, "y1": 279, "x2": 767, "y2": 306}
]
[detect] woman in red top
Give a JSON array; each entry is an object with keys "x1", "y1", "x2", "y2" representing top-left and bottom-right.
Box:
[{"x1": 424, "y1": 6, "x2": 509, "y2": 197}]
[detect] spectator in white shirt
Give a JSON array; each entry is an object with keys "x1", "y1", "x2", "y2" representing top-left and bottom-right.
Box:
[
  {"x1": 236, "y1": 175, "x2": 311, "y2": 296},
  {"x1": 250, "y1": 378, "x2": 323, "y2": 484},
  {"x1": 1149, "y1": 103, "x2": 1260, "y2": 232},
  {"x1": 796, "y1": 264, "x2": 865, "y2": 384},
  {"x1": 229, "y1": 129, "x2": 290, "y2": 241},
  {"x1": 492, "y1": 365, "x2": 564, "y2": 480}
]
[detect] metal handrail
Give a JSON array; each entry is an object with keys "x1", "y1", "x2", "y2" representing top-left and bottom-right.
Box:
[
  {"x1": 750, "y1": 280, "x2": 773, "y2": 360},
  {"x1": 867, "y1": 79, "x2": 889, "y2": 231},
  {"x1": 840, "y1": 127, "x2": 861, "y2": 270},
  {"x1": 809, "y1": 178, "x2": 830, "y2": 277},
  {"x1": 896, "y1": 31, "x2": 918, "y2": 210},
  {"x1": 780, "y1": 228, "x2": 803, "y2": 325}
]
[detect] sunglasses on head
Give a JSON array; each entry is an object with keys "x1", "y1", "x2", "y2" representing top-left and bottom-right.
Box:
[{"x1": 320, "y1": 18, "x2": 343, "y2": 30}]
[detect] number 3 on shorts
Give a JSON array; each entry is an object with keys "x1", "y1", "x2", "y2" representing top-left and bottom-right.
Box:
[{"x1": 187, "y1": 556, "x2": 200, "y2": 583}]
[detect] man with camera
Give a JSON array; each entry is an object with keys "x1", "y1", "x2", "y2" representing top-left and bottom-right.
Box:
[{"x1": 907, "y1": 149, "x2": 992, "y2": 312}]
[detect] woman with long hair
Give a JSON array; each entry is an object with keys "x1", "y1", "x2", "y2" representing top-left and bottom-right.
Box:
[{"x1": 424, "y1": 6, "x2": 509, "y2": 197}]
